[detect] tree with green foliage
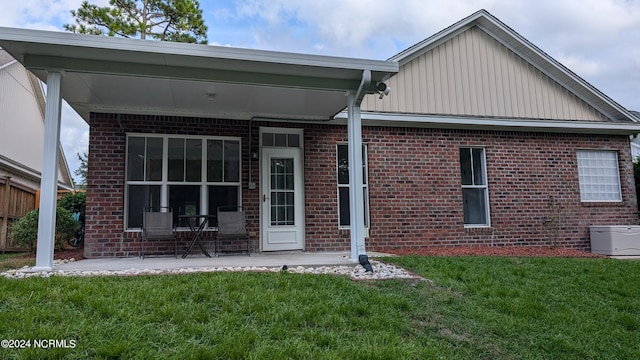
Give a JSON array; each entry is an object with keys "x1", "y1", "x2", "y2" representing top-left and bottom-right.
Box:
[
  {"x1": 74, "y1": 152, "x2": 88, "y2": 190},
  {"x1": 64, "y1": 0, "x2": 208, "y2": 44}
]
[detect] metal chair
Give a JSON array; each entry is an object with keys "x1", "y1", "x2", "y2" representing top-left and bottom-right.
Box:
[
  {"x1": 140, "y1": 206, "x2": 177, "y2": 259},
  {"x1": 216, "y1": 206, "x2": 250, "y2": 255}
]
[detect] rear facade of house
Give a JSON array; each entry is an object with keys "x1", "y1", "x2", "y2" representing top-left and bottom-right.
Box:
[{"x1": 83, "y1": 12, "x2": 639, "y2": 257}]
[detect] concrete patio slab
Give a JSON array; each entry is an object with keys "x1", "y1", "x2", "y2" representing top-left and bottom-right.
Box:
[{"x1": 53, "y1": 252, "x2": 394, "y2": 272}]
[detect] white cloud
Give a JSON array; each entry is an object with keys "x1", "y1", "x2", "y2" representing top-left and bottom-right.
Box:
[{"x1": 224, "y1": 0, "x2": 640, "y2": 110}]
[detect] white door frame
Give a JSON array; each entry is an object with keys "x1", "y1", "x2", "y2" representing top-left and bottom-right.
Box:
[{"x1": 260, "y1": 128, "x2": 305, "y2": 251}]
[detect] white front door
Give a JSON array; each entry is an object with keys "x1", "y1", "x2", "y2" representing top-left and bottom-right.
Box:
[{"x1": 261, "y1": 147, "x2": 304, "y2": 251}]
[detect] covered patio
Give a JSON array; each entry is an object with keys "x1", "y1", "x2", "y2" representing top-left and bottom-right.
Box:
[{"x1": 0, "y1": 26, "x2": 398, "y2": 270}]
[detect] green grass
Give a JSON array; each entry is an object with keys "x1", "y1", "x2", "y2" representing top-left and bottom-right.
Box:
[{"x1": 1, "y1": 256, "x2": 639, "y2": 359}]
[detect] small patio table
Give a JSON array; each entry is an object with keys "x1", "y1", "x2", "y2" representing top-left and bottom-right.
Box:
[{"x1": 179, "y1": 214, "x2": 215, "y2": 258}]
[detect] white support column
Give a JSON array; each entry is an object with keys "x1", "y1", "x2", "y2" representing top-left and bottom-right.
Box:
[
  {"x1": 32, "y1": 71, "x2": 63, "y2": 271},
  {"x1": 347, "y1": 93, "x2": 366, "y2": 261},
  {"x1": 347, "y1": 69, "x2": 371, "y2": 261}
]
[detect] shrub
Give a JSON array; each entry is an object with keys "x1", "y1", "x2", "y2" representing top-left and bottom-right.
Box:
[
  {"x1": 58, "y1": 191, "x2": 86, "y2": 213},
  {"x1": 10, "y1": 207, "x2": 80, "y2": 252},
  {"x1": 9, "y1": 210, "x2": 39, "y2": 252}
]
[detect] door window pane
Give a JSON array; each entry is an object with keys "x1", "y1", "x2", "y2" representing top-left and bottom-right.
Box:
[{"x1": 270, "y1": 157, "x2": 295, "y2": 226}]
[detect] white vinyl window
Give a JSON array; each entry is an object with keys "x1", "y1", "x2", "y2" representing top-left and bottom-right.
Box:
[
  {"x1": 337, "y1": 144, "x2": 369, "y2": 228},
  {"x1": 577, "y1": 150, "x2": 622, "y2": 202},
  {"x1": 125, "y1": 134, "x2": 241, "y2": 229},
  {"x1": 460, "y1": 147, "x2": 490, "y2": 227}
]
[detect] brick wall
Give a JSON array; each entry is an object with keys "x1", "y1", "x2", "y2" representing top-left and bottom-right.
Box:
[
  {"x1": 363, "y1": 128, "x2": 637, "y2": 251},
  {"x1": 85, "y1": 113, "x2": 638, "y2": 257}
]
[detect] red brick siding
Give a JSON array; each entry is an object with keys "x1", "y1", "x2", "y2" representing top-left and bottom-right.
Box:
[
  {"x1": 85, "y1": 113, "x2": 638, "y2": 257},
  {"x1": 363, "y1": 128, "x2": 637, "y2": 251}
]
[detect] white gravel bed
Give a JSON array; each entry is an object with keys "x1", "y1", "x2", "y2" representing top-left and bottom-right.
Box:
[{"x1": 1, "y1": 259, "x2": 421, "y2": 280}]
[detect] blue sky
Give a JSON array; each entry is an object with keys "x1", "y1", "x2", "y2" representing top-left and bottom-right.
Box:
[{"x1": 1, "y1": 0, "x2": 639, "y2": 183}]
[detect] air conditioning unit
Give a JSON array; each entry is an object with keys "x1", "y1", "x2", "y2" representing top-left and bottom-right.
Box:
[{"x1": 589, "y1": 226, "x2": 640, "y2": 256}]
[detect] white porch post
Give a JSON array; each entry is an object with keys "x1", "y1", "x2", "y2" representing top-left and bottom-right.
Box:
[
  {"x1": 33, "y1": 71, "x2": 63, "y2": 271},
  {"x1": 348, "y1": 70, "x2": 371, "y2": 261}
]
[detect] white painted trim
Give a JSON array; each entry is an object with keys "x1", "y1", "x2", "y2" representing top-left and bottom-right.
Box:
[
  {"x1": 123, "y1": 133, "x2": 243, "y2": 230},
  {"x1": 333, "y1": 111, "x2": 640, "y2": 135}
]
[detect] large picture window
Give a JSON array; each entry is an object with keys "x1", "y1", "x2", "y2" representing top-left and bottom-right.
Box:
[
  {"x1": 460, "y1": 147, "x2": 490, "y2": 226},
  {"x1": 576, "y1": 150, "x2": 622, "y2": 202},
  {"x1": 125, "y1": 135, "x2": 241, "y2": 229},
  {"x1": 337, "y1": 144, "x2": 369, "y2": 228}
]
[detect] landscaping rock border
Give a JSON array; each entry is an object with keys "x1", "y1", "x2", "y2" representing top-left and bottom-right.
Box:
[{"x1": 1, "y1": 259, "x2": 421, "y2": 280}]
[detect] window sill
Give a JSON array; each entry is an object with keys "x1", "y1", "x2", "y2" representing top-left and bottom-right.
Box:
[
  {"x1": 463, "y1": 226, "x2": 493, "y2": 236},
  {"x1": 581, "y1": 201, "x2": 624, "y2": 207},
  {"x1": 464, "y1": 224, "x2": 491, "y2": 229}
]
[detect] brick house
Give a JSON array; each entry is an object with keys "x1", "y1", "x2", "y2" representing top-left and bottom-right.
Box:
[{"x1": 1, "y1": 10, "x2": 638, "y2": 266}]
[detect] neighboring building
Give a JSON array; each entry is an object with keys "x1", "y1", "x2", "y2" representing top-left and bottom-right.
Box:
[
  {"x1": 0, "y1": 49, "x2": 74, "y2": 249},
  {"x1": 1, "y1": 10, "x2": 638, "y2": 262},
  {"x1": 630, "y1": 111, "x2": 640, "y2": 160}
]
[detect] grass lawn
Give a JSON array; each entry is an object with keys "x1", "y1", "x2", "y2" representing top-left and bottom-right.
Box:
[{"x1": 1, "y1": 256, "x2": 639, "y2": 359}]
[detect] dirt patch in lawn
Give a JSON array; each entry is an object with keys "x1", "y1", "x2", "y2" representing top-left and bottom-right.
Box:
[
  {"x1": 9, "y1": 247, "x2": 85, "y2": 261},
  {"x1": 381, "y1": 246, "x2": 606, "y2": 258}
]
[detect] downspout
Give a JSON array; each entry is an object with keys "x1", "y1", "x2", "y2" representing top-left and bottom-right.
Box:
[{"x1": 348, "y1": 70, "x2": 372, "y2": 271}]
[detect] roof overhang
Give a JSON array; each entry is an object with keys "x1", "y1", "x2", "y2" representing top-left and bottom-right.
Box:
[
  {"x1": 335, "y1": 111, "x2": 640, "y2": 135},
  {"x1": 0, "y1": 27, "x2": 398, "y2": 122}
]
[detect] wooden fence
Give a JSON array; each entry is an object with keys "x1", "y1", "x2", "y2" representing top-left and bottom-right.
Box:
[{"x1": 0, "y1": 177, "x2": 37, "y2": 251}]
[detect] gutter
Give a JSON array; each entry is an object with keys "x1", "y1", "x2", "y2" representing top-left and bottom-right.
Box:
[{"x1": 333, "y1": 112, "x2": 640, "y2": 135}]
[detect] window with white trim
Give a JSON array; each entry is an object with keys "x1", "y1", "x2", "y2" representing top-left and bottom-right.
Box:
[
  {"x1": 576, "y1": 150, "x2": 622, "y2": 202},
  {"x1": 337, "y1": 144, "x2": 369, "y2": 228},
  {"x1": 460, "y1": 147, "x2": 490, "y2": 226},
  {"x1": 125, "y1": 134, "x2": 241, "y2": 229}
]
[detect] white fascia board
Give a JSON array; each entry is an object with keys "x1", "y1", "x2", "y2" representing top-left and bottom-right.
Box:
[
  {"x1": 0, "y1": 27, "x2": 397, "y2": 75},
  {"x1": 334, "y1": 111, "x2": 640, "y2": 135}
]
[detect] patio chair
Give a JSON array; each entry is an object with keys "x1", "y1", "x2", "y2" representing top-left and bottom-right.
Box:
[
  {"x1": 216, "y1": 206, "x2": 250, "y2": 256},
  {"x1": 140, "y1": 206, "x2": 177, "y2": 259}
]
